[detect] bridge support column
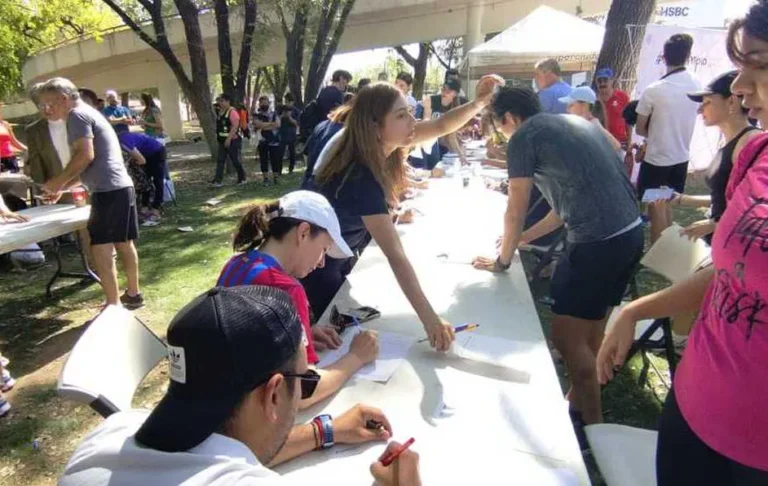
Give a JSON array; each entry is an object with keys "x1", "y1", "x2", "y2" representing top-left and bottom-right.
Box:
[
  {"x1": 465, "y1": 2, "x2": 484, "y2": 99},
  {"x1": 158, "y1": 80, "x2": 184, "y2": 141}
]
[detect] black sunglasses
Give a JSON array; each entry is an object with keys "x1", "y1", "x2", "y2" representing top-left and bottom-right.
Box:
[{"x1": 281, "y1": 369, "x2": 320, "y2": 399}]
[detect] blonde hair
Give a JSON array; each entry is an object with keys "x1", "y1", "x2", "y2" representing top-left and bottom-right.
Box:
[{"x1": 316, "y1": 82, "x2": 407, "y2": 203}]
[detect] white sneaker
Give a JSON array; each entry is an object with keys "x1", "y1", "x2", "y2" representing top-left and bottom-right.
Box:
[
  {"x1": 0, "y1": 398, "x2": 11, "y2": 417},
  {"x1": 0, "y1": 356, "x2": 9, "y2": 367},
  {"x1": 2, "y1": 370, "x2": 15, "y2": 392}
]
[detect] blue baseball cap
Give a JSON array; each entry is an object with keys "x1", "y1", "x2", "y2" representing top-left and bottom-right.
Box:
[
  {"x1": 559, "y1": 86, "x2": 597, "y2": 105},
  {"x1": 595, "y1": 68, "x2": 614, "y2": 80}
]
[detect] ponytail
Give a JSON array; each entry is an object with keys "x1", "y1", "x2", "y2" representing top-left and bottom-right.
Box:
[{"x1": 233, "y1": 200, "x2": 326, "y2": 252}]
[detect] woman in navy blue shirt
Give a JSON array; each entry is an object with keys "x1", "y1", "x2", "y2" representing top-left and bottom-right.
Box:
[{"x1": 304, "y1": 76, "x2": 503, "y2": 351}]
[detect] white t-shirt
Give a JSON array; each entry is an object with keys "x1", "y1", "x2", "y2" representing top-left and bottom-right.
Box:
[
  {"x1": 48, "y1": 119, "x2": 71, "y2": 169},
  {"x1": 636, "y1": 70, "x2": 701, "y2": 167},
  {"x1": 59, "y1": 410, "x2": 283, "y2": 486}
]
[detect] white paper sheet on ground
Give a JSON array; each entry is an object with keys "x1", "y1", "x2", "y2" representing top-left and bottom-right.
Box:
[
  {"x1": 316, "y1": 327, "x2": 414, "y2": 382},
  {"x1": 641, "y1": 187, "x2": 675, "y2": 203},
  {"x1": 277, "y1": 407, "x2": 580, "y2": 485},
  {"x1": 641, "y1": 224, "x2": 712, "y2": 283}
]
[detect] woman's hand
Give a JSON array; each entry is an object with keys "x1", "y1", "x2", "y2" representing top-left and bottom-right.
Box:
[
  {"x1": 474, "y1": 75, "x2": 505, "y2": 108},
  {"x1": 681, "y1": 220, "x2": 715, "y2": 241},
  {"x1": 424, "y1": 318, "x2": 455, "y2": 352},
  {"x1": 312, "y1": 325, "x2": 343, "y2": 351},
  {"x1": 0, "y1": 208, "x2": 29, "y2": 223},
  {"x1": 348, "y1": 330, "x2": 379, "y2": 365},
  {"x1": 596, "y1": 308, "x2": 638, "y2": 384}
]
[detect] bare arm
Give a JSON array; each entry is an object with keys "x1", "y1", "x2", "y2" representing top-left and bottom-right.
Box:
[
  {"x1": 363, "y1": 214, "x2": 442, "y2": 333},
  {"x1": 5, "y1": 123, "x2": 27, "y2": 152},
  {"x1": 43, "y1": 137, "x2": 94, "y2": 193},
  {"x1": 127, "y1": 147, "x2": 146, "y2": 166},
  {"x1": 521, "y1": 209, "x2": 563, "y2": 245},
  {"x1": 144, "y1": 109, "x2": 163, "y2": 130},
  {"x1": 268, "y1": 423, "x2": 317, "y2": 466},
  {"x1": 674, "y1": 193, "x2": 712, "y2": 208},
  {"x1": 421, "y1": 96, "x2": 432, "y2": 121},
  {"x1": 624, "y1": 266, "x2": 714, "y2": 321},
  {"x1": 299, "y1": 355, "x2": 362, "y2": 409},
  {"x1": 499, "y1": 178, "x2": 534, "y2": 264},
  {"x1": 636, "y1": 114, "x2": 650, "y2": 138},
  {"x1": 413, "y1": 74, "x2": 503, "y2": 146}
]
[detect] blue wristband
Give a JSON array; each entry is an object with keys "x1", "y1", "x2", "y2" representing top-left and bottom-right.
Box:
[{"x1": 317, "y1": 414, "x2": 334, "y2": 449}]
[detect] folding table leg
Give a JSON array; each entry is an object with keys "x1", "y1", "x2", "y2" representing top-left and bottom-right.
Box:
[{"x1": 45, "y1": 231, "x2": 100, "y2": 299}]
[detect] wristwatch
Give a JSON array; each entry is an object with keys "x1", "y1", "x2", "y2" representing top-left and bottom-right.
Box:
[
  {"x1": 314, "y1": 414, "x2": 334, "y2": 449},
  {"x1": 493, "y1": 256, "x2": 511, "y2": 272}
]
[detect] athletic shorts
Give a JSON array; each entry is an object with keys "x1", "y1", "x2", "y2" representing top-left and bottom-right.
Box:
[
  {"x1": 637, "y1": 161, "x2": 688, "y2": 199},
  {"x1": 88, "y1": 187, "x2": 139, "y2": 245},
  {"x1": 551, "y1": 226, "x2": 644, "y2": 320}
]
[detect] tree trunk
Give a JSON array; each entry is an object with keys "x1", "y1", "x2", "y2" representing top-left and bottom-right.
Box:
[
  {"x1": 176, "y1": 0, "x2": 217, "y2": 157},
  {"x1": 304, "y1": 0, "x2": 356, "y2": 103},
  {"x1": 277, "y1": 1, "x2": 309, "y2": 107},
  {"x1": 234, "y1": 0, "x2": 258, "y2": 103},
  {"x1": 214, "y1": 0, "x2": 235, "y2": 98},
  {"x1": 394, "y1": 43, "x2": 430, "y2": 99},
  {"x1": 595, "y1": 0, "x2": 657, "y2": 94}
]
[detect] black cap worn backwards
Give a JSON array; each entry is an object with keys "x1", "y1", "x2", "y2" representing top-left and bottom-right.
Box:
[
  {"x1": 135, "y1": 285, "x2": 303, "y2": 452},
  {"x1": 687, "y1": 70, "x2": 739, "y2": 103}
]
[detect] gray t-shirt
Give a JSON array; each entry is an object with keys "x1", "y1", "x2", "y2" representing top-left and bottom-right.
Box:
[
  {"x1": 67, "y1": 102, "x2": 133, "y2": 193},
  {"x1": 507, "y1": 114, "x2": 639, "y2": 243}
]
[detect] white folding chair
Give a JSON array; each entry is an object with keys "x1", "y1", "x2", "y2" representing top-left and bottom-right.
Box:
[
  {"x1": 57, "y1": 305, "x2": 167, "y2": 417},
  {"x1": 585, "y1": 424, "x2": 658, "y2": 486}
]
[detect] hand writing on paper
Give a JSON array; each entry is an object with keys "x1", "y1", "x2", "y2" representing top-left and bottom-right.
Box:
[
  {"x1": 335, "y1": 404, "x2": 392, "y2": 445},
  {"x1": 312, "y1": 325, "x2": 343, "y2": 351},
  {"x1": 349, "y1": 330, "x2": 379, "y2": 365},
  {"x1": 370, "y1": 441, "x2": 422, "y2": 486},
  {"x1": 424, "y1": 318, "x2": 455, "y2": 352}
]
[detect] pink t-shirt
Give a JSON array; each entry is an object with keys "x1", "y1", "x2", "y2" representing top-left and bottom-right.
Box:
[{"x1": 675, "y1": 133, "x2": 768, "y2": 471}]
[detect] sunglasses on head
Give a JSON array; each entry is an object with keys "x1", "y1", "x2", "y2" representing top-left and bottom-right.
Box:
[{"x1": 281, "y1": 369, "x2": 320, "y2": 399}]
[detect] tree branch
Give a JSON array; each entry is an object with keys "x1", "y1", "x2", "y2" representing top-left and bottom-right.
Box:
[
  {"x1": 427, "y1": 43, "x2": 451, "y2": 69},
  {"x1": 394, "y1": 46, "x2": 417, "y2": 66},
  {"x1": 235, "y1": 0, "x2": 258, "y2": 98},
  {"x1": 316, "y1": 0, "x2": 355, "y2": 80},
  {"x1": 101, "y1": 0, "x2": 162, "y2": 51}
]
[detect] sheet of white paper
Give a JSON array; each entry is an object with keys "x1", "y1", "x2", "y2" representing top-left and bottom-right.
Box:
[
  {"x1": 278, "y1": 406, "x2": 580, "y2": 485},
  {"x1": 316, "y1": 327, "x2": 413, "y2": 382},
  {"x1": 451, "y1": 332, "x2": 538, "y2": 374},
  {"x1": 641, "y1": 187, "x2": 675, "y2": 203},
  {"x1": 641, "y1": 224, "x2": 712, "y2": 283}
]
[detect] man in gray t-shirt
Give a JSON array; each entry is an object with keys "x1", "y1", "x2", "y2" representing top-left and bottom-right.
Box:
[
  {"x1": 473, "y1": 86, "x2": 644, "y2": 430},
  {"x1": 39, "y1": 77, "x2": 143, "y2": 310}
]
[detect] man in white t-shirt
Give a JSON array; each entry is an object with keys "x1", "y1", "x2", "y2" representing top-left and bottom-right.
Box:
[
  {"x1": 59, "y1": 286, "x2": 421, "y2": 486},
  {"x1": 635, "y1": 33, "x2": 702, "y2": 242}
]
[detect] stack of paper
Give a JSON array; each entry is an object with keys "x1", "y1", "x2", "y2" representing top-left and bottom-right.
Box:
[{"x1": 316, "y1": 327, "x2": 414, "y2": 383}]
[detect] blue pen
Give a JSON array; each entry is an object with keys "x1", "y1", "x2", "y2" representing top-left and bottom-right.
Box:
[
  {"x1": 418, "y1": 323, "x2": 479, "y2": 343},
  {"x1": 351, "y1": 316, "x2": 361, "y2": 328}
]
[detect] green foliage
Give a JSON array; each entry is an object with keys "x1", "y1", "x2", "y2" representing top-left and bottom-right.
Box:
[{"x1": 0, "y1": 0, "x2": 117, "y2": 100}]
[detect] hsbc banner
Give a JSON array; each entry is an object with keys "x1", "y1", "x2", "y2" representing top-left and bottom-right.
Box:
[{"x1": 633, "y1": 24, "x2": 734, "y2": 172}]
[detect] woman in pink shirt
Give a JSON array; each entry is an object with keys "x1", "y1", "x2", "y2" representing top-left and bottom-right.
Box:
[
  {"x1": 597, "y1": 3, "x2": 768, "y2": 483},
  {"x1": 0, "y1": 107, "x2": 27, "y2": 173}
]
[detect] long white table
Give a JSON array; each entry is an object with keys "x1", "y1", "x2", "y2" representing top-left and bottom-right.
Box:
[
  {"x1": 276, "y1": 178, "x2": 590, "y2": 484},
  {"x1": 0, "y1": 204, "x2": 99, "y2": 297}
]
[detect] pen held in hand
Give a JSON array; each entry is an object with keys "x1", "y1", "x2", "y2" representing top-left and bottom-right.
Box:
[
  {"x1": 380, "y1": 438, "x2": 415, "y2": 467},
  {"x1": 418, "y1": 323, "x2": 479, "y2": 343}
]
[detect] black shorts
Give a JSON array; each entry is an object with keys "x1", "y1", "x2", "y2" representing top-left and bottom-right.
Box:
[
  {"x1": 88, "y1": 187, "x2": 139, "y2": 245},
  {"x1": 551, "y1": 225, "x2": 644, "y2": 320},
  {"x1": 637, "y1": 161, "x2": 688, "y2": 198}
]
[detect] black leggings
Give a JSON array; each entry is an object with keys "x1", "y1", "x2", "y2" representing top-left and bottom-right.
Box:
[
  {"x1": 657, "y1": 388, "x2": 768, "y2": 485},
  {"x1": 282, "y1": 141, "x2": 297, "y2": 172},
  {"x1": 142, "y1": 149, "x2": 166, "y2": 210},
  {"x1": 259, "y1": 142, "x2": 283, "y2": 178}
]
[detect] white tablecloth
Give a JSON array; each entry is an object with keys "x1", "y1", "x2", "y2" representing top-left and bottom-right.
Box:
[
  {"x1": 275, "y1": 178, "x2": 589, "y2": 484},
  {"x1": 0, "y1": 204, "x2": 90, "y2": 254}
]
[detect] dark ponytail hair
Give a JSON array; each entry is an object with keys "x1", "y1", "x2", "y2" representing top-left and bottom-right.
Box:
[
  {"x1": 727, "y1": 0, "x2": 768, "y2": 68},
  {"x1": 233, "y1": 200, "x2": 325, "y2": 252}
]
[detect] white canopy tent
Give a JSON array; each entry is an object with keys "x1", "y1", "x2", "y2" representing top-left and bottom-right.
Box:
[{"x1": 461, "y1": 5, "x2": 605, "y2": 79}]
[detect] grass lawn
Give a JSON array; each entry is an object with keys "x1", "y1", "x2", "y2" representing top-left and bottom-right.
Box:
[{"x1": 0, "y1": 146, "x2": 711, "y2": 484}]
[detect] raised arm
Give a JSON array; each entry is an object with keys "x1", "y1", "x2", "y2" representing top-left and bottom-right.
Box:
[{"x1": 412, "y1": 75, "x2": 503, "y2": 146}]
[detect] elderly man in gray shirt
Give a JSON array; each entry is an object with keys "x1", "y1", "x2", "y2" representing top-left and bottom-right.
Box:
[
  {"x1": 473, "y1": 86, "x2": 643, "y2": 434},
  {"x1": 39, "y1": 77, "x2": 144, "y2": 309}
]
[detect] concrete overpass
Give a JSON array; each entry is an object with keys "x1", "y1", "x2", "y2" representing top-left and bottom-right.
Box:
[{"x1": 18, "y1": 0, "x2": 610, "y2": 138}]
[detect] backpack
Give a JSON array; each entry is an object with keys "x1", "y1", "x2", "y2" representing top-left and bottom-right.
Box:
[{"x1": 299, "y1": 100, "x2": 322, "y2": 143}]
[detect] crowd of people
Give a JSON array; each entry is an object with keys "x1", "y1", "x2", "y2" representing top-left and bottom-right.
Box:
[{"x1": 1, "y1": 1, "x2": 768, "y2": 484}]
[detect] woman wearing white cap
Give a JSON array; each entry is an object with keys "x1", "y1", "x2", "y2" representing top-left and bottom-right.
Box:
[
  {"x1": 561, "y1": 86, "x2": 623, "y2": 152},
  {"x1": 217, "y1": 190, "x2": 379, "y2": 408}
]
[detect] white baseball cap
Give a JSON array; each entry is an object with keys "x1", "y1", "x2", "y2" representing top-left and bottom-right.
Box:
[
  {"x1": 277, "y1": 190, "x2": 353, "y2": 259},
  {"x1": 559, "y1": 86, "x2": 597, "y2": 105}
]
